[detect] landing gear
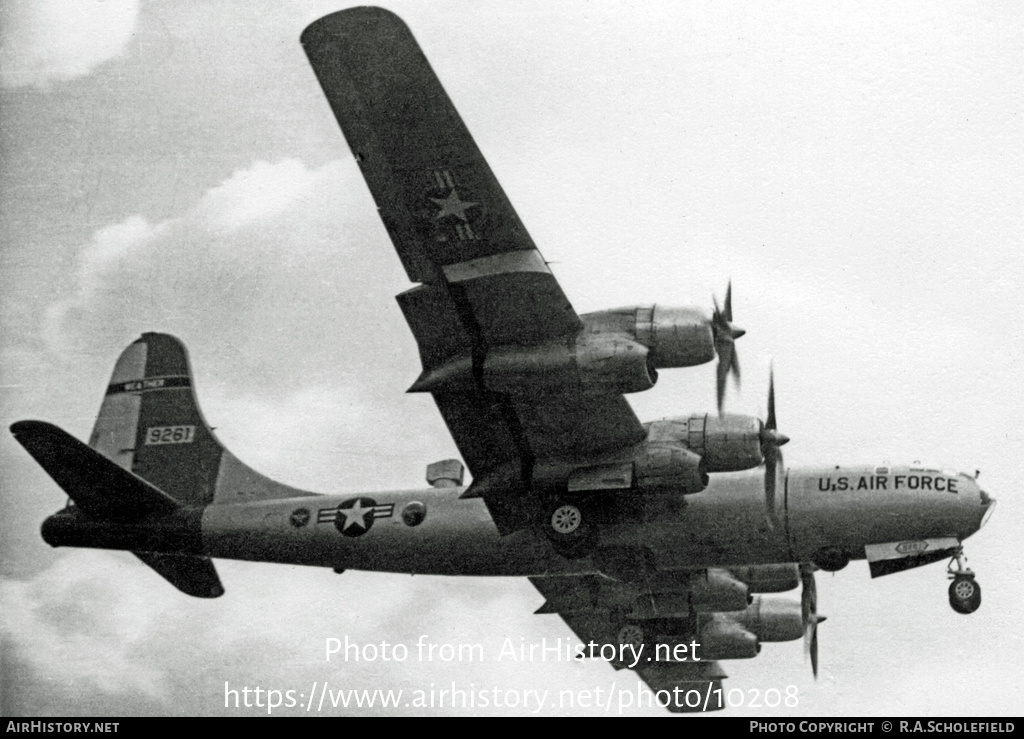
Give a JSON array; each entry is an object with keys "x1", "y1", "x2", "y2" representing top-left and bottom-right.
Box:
[
  {"x1": 611, "y1": 614, "x2": 698, "y2": 663},
  {"x1": 550, "y1": 502, "x2": 583, "y2": 536},
  {"x1": 947, "y1": 548, "x2": 981, "y2": 614},
  {"x1": 545, "y1": 498, "x2": 598, "y2": 559},
  {"x1": 616, "y1": 622, "x2": 647, "y2": 652}
]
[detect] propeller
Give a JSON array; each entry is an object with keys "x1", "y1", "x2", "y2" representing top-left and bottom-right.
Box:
[
  {"x1": 800, "y1": 564, "x2": 826, "y2": 679},
  {"x1": 760, "y1": 368, "x2": 789, "y2": 529},
  {"x1": 712, "y1": 282, "x2": 745, "y2": 414}
]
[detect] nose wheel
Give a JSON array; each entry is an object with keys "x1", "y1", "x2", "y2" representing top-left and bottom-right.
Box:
[{"x1": 947, "y1": 548, "x2": 981, "y2": 615}]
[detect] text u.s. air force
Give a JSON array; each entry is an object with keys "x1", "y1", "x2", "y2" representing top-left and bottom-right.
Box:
[{"x1": 816, "y1": 474, "x2": 959, "y2": 493}]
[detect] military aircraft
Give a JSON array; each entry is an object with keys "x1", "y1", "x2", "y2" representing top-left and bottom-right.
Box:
[{"x1": 10, "y1": 7, "x2": 994, "y2": 713}]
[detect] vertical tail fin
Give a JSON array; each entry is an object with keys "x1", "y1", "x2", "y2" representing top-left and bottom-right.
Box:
[
  {"x1": 89, "y1": 332, "x2": 310, "y2": 506},
  {"x1": 90, "y1": 332, "x2": 223, "y2": 506},
  {"x1": 14, "y1": 332, "x2": 315, "y2": 598}
]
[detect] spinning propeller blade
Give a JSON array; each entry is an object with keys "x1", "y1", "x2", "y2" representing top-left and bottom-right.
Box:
[
  {"x1": 712, "y1": 282, "x2": 744, "y2": 414},
  {"x1": 800, "y1": 564, "x2": 826, "y2": 679},
  {"x1": 760, "y1": 369, "x2": 789, "y2": 529}
]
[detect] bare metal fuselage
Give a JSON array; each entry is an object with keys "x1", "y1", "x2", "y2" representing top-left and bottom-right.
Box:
[{"x1": 194, "y1": 465, "x2": 989, "y2": 577}]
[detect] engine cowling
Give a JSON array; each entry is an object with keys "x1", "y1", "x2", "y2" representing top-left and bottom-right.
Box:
[
  {"x1": 698, "y1": 615, "x2": 761, "y2": 660},
  {"x1": 563, "y1": 440, "x2": 707, "y2": 496},
  {"x1": 482, "y1": 334, "x2": 656, "y2": 395},
  {"x1": 580, "y1": 305, "x2": 716, "y2": 369},
  {"x1": 628, "y1": 571, "x2": 747, "y2": 620},
  {"x1": 689, "y1": 568, "x2": 751, "y2": 612},
  {"x1": 647, "y1": 414, "x2": 763, "y2": 472},
  {"x1": 730, "y1": 564, "x2": 801, "y2": 593},
  {"x1": 733, "y1": 595, "x2": 804, "y2": 643},
  {"x1": 633, "y1": 443, "x2": 708, "y2": 493},
  {"x1": 409, "y1": 333, "x2": 657, "y2": 396}
]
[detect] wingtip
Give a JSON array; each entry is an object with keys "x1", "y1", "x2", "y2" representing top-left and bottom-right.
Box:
[
  {"x1": 301, "y1": 6, "x2": 409, "y2": 46},
  {"x1": 10, "y1": 419, "x2": 58, "y2": 439}
]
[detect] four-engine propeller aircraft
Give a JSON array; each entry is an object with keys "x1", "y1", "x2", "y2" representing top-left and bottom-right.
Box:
[{"x1": 10, "y1": 8, "x2": 995, "y2": 713}]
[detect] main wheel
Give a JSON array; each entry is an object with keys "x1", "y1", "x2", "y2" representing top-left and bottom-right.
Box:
[
  {"x1": 614, "y1": 621, "x2": 652, "y2": 662},
  {"x1": 948, "y1": 576, "x2": 981, "y2": 614},
  {"x1": 550, "y1": 502, "x2": 583, "y2": 536},
  {"x1": 616, "y1": 622, "x2": 646, "y2": 651},
  {"x1": 546, "y1": 499, "x2": 597, "y2": 559}
]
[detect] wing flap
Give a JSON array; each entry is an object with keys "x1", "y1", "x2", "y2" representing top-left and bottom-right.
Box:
[
  {"x1": 513, "y1": 394, "x2": 645, "y2": 459},
  {"x1": 397, "y1": 285, "x2": 472, "y2": 372}
]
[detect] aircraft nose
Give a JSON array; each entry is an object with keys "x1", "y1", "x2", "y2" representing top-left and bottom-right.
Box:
[{"x1": 977, "y1": 490, "x2": 996, "y2": 531}]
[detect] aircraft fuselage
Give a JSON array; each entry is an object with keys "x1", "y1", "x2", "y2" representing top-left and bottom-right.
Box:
[{"x1": 41, "y1": 463, "x2": 991, "y2": 578}]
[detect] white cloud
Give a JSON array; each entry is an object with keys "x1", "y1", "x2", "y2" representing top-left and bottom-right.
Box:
[
  {"x1": 36, "y1": 156, "x2": 444, "y2": 493},
  {"x1": 1, "y1": 0, "x2": 141, "y2": 89},
  {"x1": 197, "y1": 159, "x2": 322, "y2": 235},
  {"x1": 42, "y1": 157, "x2": 399, "y2": 370},
  {"x1": 78, "y1": 216, "x2": 165, "y2": 296},
  {"x1": 1, "y1": 552, "x2": 165, "y2": 701},
  {"x1": 0, "y1": 549, "x2": 624, "y2": 716}
]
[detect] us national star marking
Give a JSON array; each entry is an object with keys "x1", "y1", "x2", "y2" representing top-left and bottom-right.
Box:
[{"x1": 430, "y1": 189, "x2": 478, "y2": 222}]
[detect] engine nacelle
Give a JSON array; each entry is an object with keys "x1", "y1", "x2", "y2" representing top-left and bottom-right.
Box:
[
  {"x1": 483, "y1": 334, "x2": 656, "y2": 395},
  {"x1": 689, "y1": 568, "x2": 751, "y2": 612},
  {"x1": 628, "y1": 572, "x2": 747, "y2": 620},
  {"x1": 580, "y1": 305, "x2": 715, "y2": 369},
  {"x1": 733, "y1": 596, "x2": 804, "y2": 643},
  {"x1": 633, "y1": 443, "x2": 708, "y2": 493},
  {"x1": 730, "y1": 564, "x2": 801, "y2": 593},
  {"x1": 647, "y1": 414, "x2": 763, "y2": 472},
  {"x1": 563, "y1": 441, "x2": 707, "y2": 496},
  {"x1": 698, "y1": 615, "x2": 761, "y2": 660},
  {"x1": 409, "y1": 333, "x2": 656, "y2": 396}
]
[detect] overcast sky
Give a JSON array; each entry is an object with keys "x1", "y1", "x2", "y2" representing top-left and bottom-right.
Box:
[{"x1": 2, "y1": 0, "x2": 1022, "y2": 717}]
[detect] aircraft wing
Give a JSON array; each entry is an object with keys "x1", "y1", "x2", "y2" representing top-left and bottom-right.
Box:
[
  {"x1": 301, "y1": 8, "x2": 579, "y2": 343},
  {"x1": 303, "y1": 8, "x2": 646, "y2": 532},
  {"x1": 529, "y1": 575, "x2": 727, "y2": 713}
]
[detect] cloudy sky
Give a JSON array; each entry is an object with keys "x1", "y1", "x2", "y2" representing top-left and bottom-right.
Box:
[{"x1": 2, "y1": 0, "x2": 1022, "y2": 717}]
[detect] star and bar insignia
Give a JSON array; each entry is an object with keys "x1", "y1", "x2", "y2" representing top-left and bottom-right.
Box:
[
  {"x1": 317, "y1": 497, "x2": 394, "y2": 537},
  {"x1": 430, "y1": 189, "x2": 477, "y2": 222},
  {"x1": 428, "y1": 168, "x2": 479, "y2": 241}
]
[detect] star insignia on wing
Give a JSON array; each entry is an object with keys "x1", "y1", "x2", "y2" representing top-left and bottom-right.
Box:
[{"x1": 430, "y1": 189, "x2": 478, "y2": 222}]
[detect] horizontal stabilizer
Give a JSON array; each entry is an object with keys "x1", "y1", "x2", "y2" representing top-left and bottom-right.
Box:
[
  {"x1": 11, "y1": 420, "x2": 180, "y2": 521},
  {"x1": 134, "y1": 552, "x2": 224, "y2": 598}
]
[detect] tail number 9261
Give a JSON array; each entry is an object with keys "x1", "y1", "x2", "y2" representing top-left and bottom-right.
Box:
[{"x1": 145, "y1": 425, "x2": 196, "y2": 445}]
